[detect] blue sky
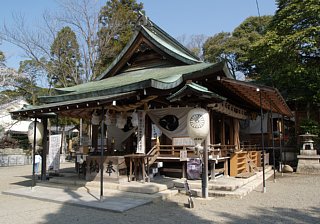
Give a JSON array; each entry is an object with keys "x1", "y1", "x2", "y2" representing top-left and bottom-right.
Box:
[{"x1": 0, "y1": 0, "x2": 277, "y2": 69}]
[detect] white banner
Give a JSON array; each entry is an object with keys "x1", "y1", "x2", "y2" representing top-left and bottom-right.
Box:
[
  {"x1": 136, "y1": 111, "x2": 145, "y2": 153},
  {"x1": 48, "y1": 134, "x2": 61, "y2": 171}
]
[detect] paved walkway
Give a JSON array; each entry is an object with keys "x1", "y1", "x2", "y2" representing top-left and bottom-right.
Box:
[
  {"x1": 3, "y1": 186, "x2": 151, "y2": 212},
  {"x1": 1, "y1": 163, "x2": 320, "y2": 223},
  {"x1": 2, "y1": 162, "x2": 273, "y2": 212},
  {"x1": 1, "y1": 162, "x2": 166, "y2": 213}
]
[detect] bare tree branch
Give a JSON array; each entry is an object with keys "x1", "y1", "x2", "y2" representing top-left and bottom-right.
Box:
[
  {"x1": 176, "y1": 34, "x2": 207, "y2": 60},
  {"x1": 54, "y1": 0, "x2": 101, "y2": 81},
  {"x1": 0, "y1": 64, "x2": 21, "y2": 89}
]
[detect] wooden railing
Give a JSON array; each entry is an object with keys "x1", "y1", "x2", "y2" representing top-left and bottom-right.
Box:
[
  {"x1": 240, "y1": 144, "x2": 260, "y2": 151},
  {"x1": 151, "y1": 144, "x2": 237, "y2": 159},
  {"x1": 146, "y1": 144, "x2": 160, "y2": 166},
  {"x1": 157, "y1": 145, "x2": 196, "y2": 158},
  {"x1": 209, "y1": 144, "x2": 236, "y2": 157}
]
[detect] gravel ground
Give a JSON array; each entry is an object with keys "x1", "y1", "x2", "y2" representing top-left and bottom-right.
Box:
[{"x1": 0, "y1": 163, "x2": 319, "y2": 224}]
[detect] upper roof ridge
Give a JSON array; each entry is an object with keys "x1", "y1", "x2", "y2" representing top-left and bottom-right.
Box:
[
  {"x1": 95, "y1": 12, "x2": 201, "y2": 81},
  {"x1": 135, "y1": 12, "x2": 200, "y2": 61}
]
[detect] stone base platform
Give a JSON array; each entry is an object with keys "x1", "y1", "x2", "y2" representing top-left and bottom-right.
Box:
[{"x1": 296, "y1": 150, "x2": 320, "y2": 174}]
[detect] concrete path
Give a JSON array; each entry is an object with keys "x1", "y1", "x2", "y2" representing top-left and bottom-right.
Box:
[
  {"x1": 1, "y1": 162, "x2": 274, "y2": 213},
  {"x1": 2, "y1": 186, "x2": 151, "y2": 212},
  {"x1": 1, "y1": 163, "x2": 320, "y2": 224}
]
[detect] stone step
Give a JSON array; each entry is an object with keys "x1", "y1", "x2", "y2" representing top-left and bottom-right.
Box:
[
  {"x1": 172, "y1": 166, "x2": 273, "y2": 192},
  {"x1": 37, "y1": 165, "x2": 274, "y2": 200},
  {"x1": 183, "y1": 169, "x2": 275, "y2": 199},
  {"x1": 38, "y1": 175, "x2": 175, "y2": 195},
  {"x1": 36, "y1": 181, "x2": 178, "y2": 202}
]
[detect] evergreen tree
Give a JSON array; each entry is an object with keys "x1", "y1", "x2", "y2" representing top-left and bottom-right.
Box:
[
  {"x1": 49, "y1": 26, "x2": 82, "y2": 88},
  {"x1": 251, "y1": 0, "x2": 320, "y2": 104},
  {"x1": 203, "y1": 16, "x2": 272, "y2": 79},
  {"x1": 96, "y1": 0, "x2": 143, "y2": 76}
]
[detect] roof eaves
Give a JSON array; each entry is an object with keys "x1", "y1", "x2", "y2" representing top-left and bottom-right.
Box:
[
  {"x1": 150, "y1": 75, "x2": 184, "y2": 90},
  {"x1": 11, "y1": 91, "x2": 137, "y2": 117},
  {"x1": 41, "y1": 81, "x2": 151, "y2": 104},
  {"x1": 181, "y1": 61, "x2": 225, "y2": 80},
  {"x1": 219, "y1": 78, "x2": 293, "y2": 117},
  {"x1": 40, "y1": 62, "x2": 228, "y2": 104},
  {"x1": 167, "y1": 82, "x2": 226, "y2": 102}
]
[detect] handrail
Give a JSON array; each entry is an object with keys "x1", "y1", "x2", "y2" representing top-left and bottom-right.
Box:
[
  {"x1": 155, "y1": 144, "x2": 237, "y2": 158},
  {"x1": 146, "y1": 145, "x2": 160, "y2": 166},
  {"x1": 209, "y1": 144, "x2": 236, "y2": 157},
  {"x1": 240, "y1": 144, "x2": 260, "y2": 151}
]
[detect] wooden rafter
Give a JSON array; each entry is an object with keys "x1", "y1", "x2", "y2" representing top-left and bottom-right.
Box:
[{"x1": 219, "y1": 78, "x2": 292, "y2": 117}]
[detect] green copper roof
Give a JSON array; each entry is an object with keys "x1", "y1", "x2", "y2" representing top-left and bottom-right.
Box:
[
  {"x1": 142, "y1": 15, "x2": 200, "y2": 61},
  {"x1": 40, "y1": 62, "x2": 227, "y2": 104},
  {"x1": 141, "y1": 26, "x2": 200, "y2": 64},
  {"x1": 96, "y1": 15, "x2": 200, "y2": 81},
  {"x1": 12, "y1": 92, "x2": 137, "y2": 116},
  {"x1": 167, "y1": 82, "x2": 226, "y2": 102}
]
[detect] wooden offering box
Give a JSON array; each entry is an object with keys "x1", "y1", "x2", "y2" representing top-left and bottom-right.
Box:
[{"x1": 85, "y1": 156, "x2": 127, "y2": 181}]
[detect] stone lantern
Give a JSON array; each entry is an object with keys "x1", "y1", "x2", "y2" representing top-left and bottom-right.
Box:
[{"x1": 296, "y1": 132, "x2": 320, "y2": 173}]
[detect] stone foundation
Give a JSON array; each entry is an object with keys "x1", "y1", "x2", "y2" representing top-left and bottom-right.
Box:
[
  {"x1": 296, "y1": 164, "x2": 320, "y2": 174},
  {"x1": 296, "y1": 150, "x2": 320, "y2": 174}
]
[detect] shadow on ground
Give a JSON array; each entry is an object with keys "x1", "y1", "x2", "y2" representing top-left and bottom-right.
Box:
[{"x1": 214, "y1": 206, "x2": 320, "y2": 224}]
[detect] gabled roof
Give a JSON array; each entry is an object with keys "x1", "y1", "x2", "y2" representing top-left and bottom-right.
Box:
[
  {"x1": 167, "y1": 81, "x2": 226, "y2": 102},
  {"x1": 95, "y1": 14, "x2": 201, "y2": 80}
]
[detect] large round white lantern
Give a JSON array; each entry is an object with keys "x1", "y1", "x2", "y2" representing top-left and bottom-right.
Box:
[
  {"x1": 187, "y1": 108, "x2": 210, "y2": 147},
  {"x1": 28, "y1": 121, "x2": 44, "y2": 145}
]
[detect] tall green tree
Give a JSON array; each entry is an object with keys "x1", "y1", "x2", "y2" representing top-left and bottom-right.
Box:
[
  {"x1": 48, "y1": 26, "x2": 82, "y2": 88},
  {"x1": 251, "y1": 0, "x2": 320, "y2": 105},
  {"x1": 203, "y1": 16, "x2": 272, "y2": 79},
  {"x1": 96, "y1": 0, "x2": 143, "y2": 76}
]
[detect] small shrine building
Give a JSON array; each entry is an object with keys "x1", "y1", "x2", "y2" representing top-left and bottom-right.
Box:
[{"x1": 11, "y1": 14, "x2": 292, "y2": 184}]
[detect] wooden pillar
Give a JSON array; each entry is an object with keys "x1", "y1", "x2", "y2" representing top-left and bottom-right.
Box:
[
  {"x1": 92, "y1": 125, "x2": 99, "y2": 151},
  {"x1": 221, "y1": 115, "x2": 225, "y2": 145},
  {"x1": 230, "y1": 118, "x2": 234, "y2": 145},
  {"x1": 210, "y1": 111, "x2": 215, "y2": 144},
  {"x1": 145, "y1": 114, "x2": 152, "y2": 153}
]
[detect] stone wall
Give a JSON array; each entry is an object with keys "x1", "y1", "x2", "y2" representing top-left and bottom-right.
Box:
[{"x1": 0, "y1": 148, "x2": 32, "y2": 167}]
